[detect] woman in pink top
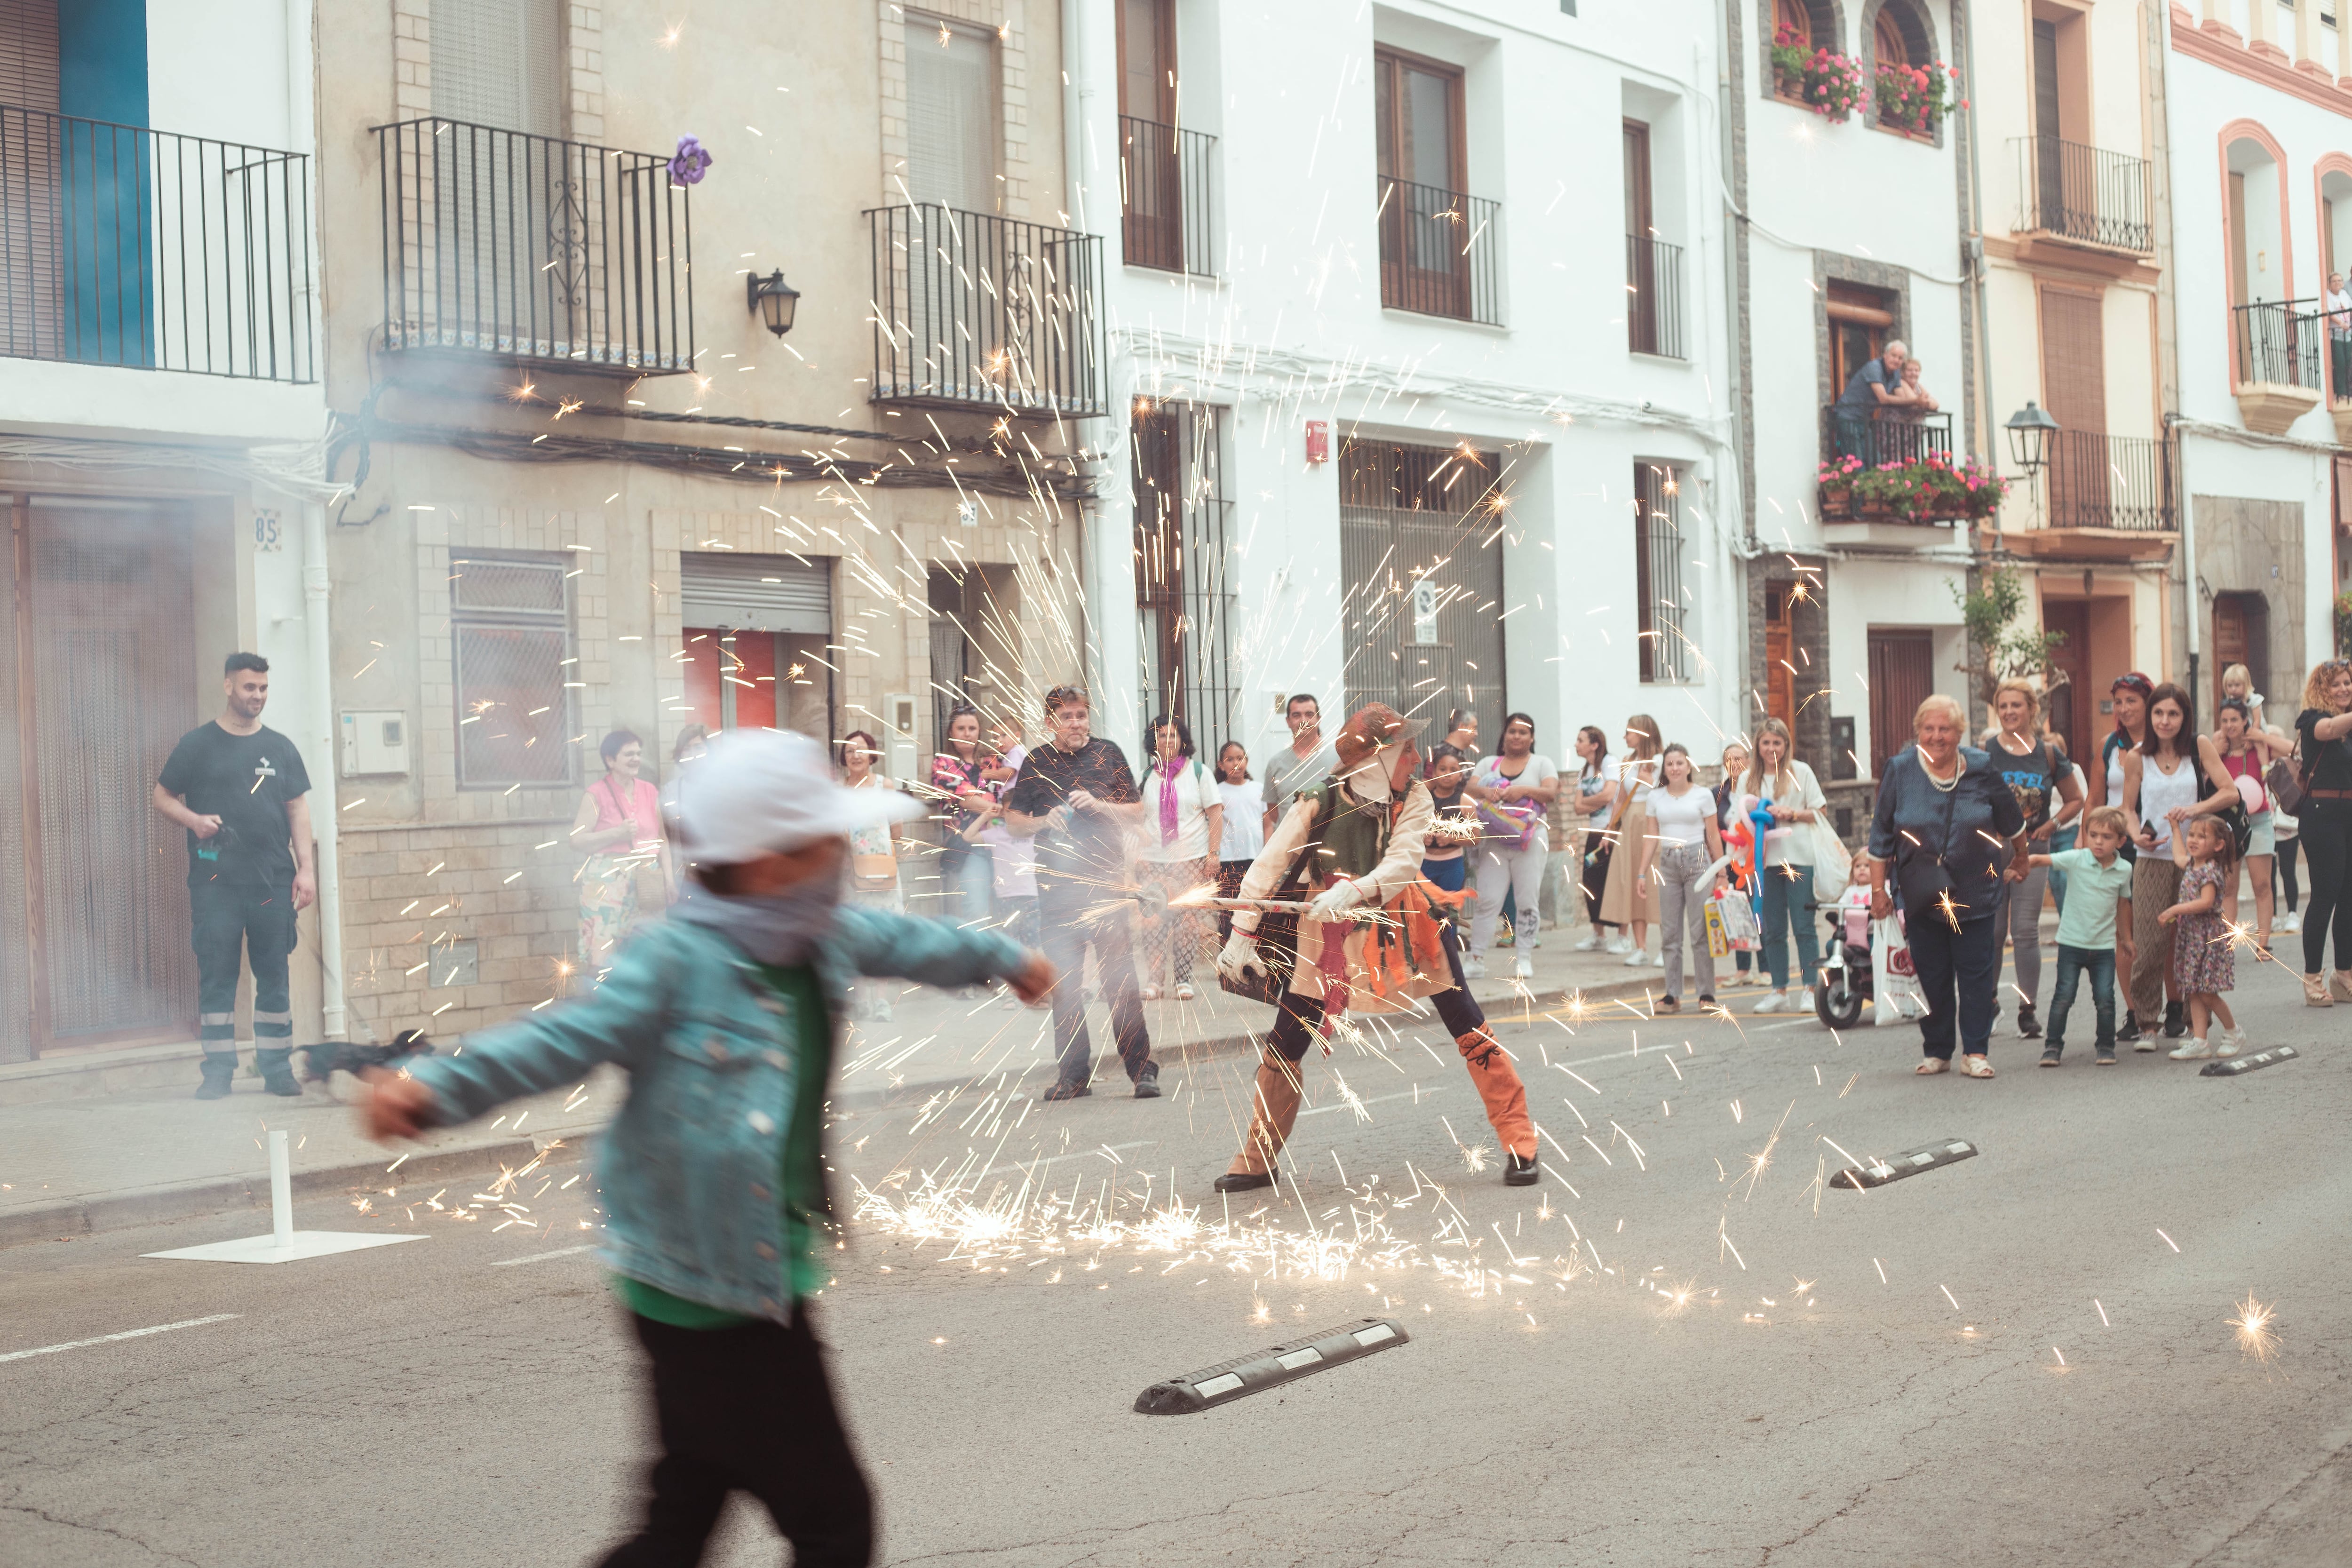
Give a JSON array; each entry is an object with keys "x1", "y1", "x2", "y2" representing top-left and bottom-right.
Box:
[{"x1": 571, "y1": 730, "x2": 671, "y2": 973}]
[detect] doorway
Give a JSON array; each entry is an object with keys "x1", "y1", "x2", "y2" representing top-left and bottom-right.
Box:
[
  {"x1": 1, "y1": 496, "x2": 199, "y2": 1061},
  {"x1": 2043, "y1": 598, "x2": 2091, "y2": 767},
  {"x1": 1866, "y1": 629, "x2": 1934, "y2": 778},
  {"x1": 677, "y1": 552, "x2": 834, "y2": 745},
  {"x1": 2211, "y1": 591, "x2": 2269, "y2": 709}
]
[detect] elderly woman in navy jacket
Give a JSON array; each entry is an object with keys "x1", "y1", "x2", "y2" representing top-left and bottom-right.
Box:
[{"x1": 1868, "y1": 693, "x2": 2029, "y2": 1078}]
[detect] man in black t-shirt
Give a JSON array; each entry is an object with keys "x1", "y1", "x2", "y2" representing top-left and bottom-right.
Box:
[
  {"x1": 1002, "y1": 685, "x2": 1157, "y2": 1100},
  {"x1": 153, "y1": 652, "x2": 317, "y2": 1099}
]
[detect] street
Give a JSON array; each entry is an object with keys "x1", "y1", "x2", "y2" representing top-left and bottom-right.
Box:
[{"x1": 3, "y1": 966, "x2": 2345, "y2": 1567}]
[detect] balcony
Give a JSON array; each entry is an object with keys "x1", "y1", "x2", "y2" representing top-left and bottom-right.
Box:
[
  {"x1": 866, "y1": 205, "x2": 1107, "y2": 418},
  {"x1": 0, "y1": 104, "x2": 313, "y2": 382},
  {"x1": 2006, "y1": 430, "x2": 2177, "y2": 563},
  {"x1": 1626, "y1": 234, "x2": 1684, "y2": 359},
  {"x1": 2010, "y1": 136, "x2": 2153, "y2": 256},
  {"x1": 1117, "y1": 116, "x2": 1215, "y2": 277},
  {"x1": 1375, "y1": 177, "x2": 1502, "y2": 325},
  {"x1": 375, "y1": 118, "x2": 694, "y2": 376},
  {"x1": 1817, "y1": 406, "x2": 1975, "y2": 532},
  {"x1": 2231, "y1": 299, "x2": 2321, "y2": 435}
]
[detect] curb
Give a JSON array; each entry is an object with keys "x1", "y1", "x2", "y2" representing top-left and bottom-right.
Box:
[{"x1": 0, "y1": 1136, "x2": 581, "y2": 1252}]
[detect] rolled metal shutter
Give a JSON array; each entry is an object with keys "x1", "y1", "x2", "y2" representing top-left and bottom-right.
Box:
[{"x1": 679, "y1": 552, "x2": 832, "y2": 634}]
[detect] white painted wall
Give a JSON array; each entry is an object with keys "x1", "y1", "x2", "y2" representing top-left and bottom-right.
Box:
[{"x1": 147, "y1": 1, "x2": 296, "y2": 149}]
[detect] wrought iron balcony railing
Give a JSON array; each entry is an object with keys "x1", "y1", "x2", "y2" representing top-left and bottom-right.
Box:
[
  {"x1": 866, "y1": 204, "x2": 1107, "y2": 418},
  {"x1": 1375, "y1": 177, "x2": 1502, "y2": 325},
  {"x1": 1820, "y1": 405, "x2": 1954, "y2": 468},
  {"x1": 2043, "y1": 430, "x2": 2176, "y2": 532},
  {"x1": 1627, "y1": 233, "x2": 1685, "y2": 359},
  {"x1": 375, "y1": 118, "x2": 694, "y2": 375},
  {"x1": 1118, "y1": 115, "x2": 1216, "y2": 277},
  {"x1": 0, "y1": 103, "x2": 313, "y2": 381},
  {"x1": 2012, "y1": 136, "x2": 2153, "y2": 254},
  {"x1": 2232, "y1": 299, "x2": 2321, "y2": 390}
]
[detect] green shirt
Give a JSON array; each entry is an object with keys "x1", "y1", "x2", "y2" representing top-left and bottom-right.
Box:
[
  {"x1": 610, "y1": 961, "x2": 831, "y2": 1327},
  {"x1": 2048, "y1": 847, "x2": 2133, "y2": 952}
]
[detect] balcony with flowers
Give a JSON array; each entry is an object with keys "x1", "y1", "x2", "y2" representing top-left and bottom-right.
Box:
[{"x1": 1816, "y1": 408, "x2": 2006, "y2": 541}]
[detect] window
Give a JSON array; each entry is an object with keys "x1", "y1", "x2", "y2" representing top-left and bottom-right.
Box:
[
  {"x1": 1118, "y1": 0, "x2": 1175, "y2": 123},
  {"x1": 1774, "y1": 0, "x2": 1812, "y2": 48},
  {"x1": 903, "y1": 13, "x2": 997, "y2": 212},
  {"x1": 1635, "y1": 463, "x2": 1692, "y2": 684},
  {"x1": 1132, "y1": 401, "x2": 1234, "y2": 747},
  {"x1": 1375, "y1": 48, "x2": 1479, "y2": 319},
  {"x1": 429, "y1": 0, "x2": 562, "y2": 135},
  {"x1": 1868, "y1": 1, "x2": 1937, "y2": 134},
  {"x1": 451, "y1": 554, "x2": 574, "y2": 788}
]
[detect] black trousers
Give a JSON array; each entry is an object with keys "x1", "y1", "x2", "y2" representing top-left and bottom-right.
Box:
[
  {"x1": 190, "y1": 878, "x2": 295, "y2": 1052},
  {"x1": 2300, "y1": 800, "x2": 2352, "y2": 975},
  {"x1": 1264, "y1": 920, "x2": 1486, "y2": 1062},
  {"x1": 1580, "y1": 840, "x2": 1615, "y2": 929},
  {"x1": 599, "y1": 1312, "x2": 873, "y2": 1568}
]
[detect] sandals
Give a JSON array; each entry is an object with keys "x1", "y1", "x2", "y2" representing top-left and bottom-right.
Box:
[
  {"x1": 1959, "y1": 1055, "x2": 1995, "y2": 1078},
  {"x1": 2334, "y1": 970, "x2": 2352, "y2": 1003},
  {"x1": 1141, "y1": 985, "x2": 1164, "y2": 1002},
  {"x1": 2304, "y1": 975, "x2": 2336, "y2": 1008},
  {"x1": 1915, "y1": 1058, "x2": 1949, "y2": 1075}
]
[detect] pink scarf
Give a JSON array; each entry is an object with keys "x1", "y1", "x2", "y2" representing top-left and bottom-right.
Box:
[{"x1": 1158, "y1": 756, "x2": 1183, "y2": 847}]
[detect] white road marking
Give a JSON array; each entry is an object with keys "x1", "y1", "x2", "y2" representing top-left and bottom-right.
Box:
[
  {"x1": 0, "y1": 1314, "x2": 240, "y2": 1365},
  {"x1": 489, "y1": 1243, "x2": 599, "y2": 1267},
  {"x1": 971, "y1": 1139, "x2": 1153, "y2": 1184},
  {"x1": 1302, "y1": 1084, "x2": 1453, "y2": 1116}
]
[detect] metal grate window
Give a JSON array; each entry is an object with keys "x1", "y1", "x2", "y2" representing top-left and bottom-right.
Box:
[
  {"x1": 451, "y1": 553, "x2": 574, "y2": 787},
  {"x1": 1133, "y1": 401, "x2": 1236, "y2": 750},
  {"x1": 1636, "y1": 463, "x2": 1693, "y2": 684}
]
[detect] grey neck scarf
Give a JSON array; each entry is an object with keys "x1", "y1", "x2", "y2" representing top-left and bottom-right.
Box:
[{"x1": 671, "y1": 876, "x2": 842, "y2": 967}]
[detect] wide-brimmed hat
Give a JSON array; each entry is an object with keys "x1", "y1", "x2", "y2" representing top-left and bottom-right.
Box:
[
  {"x1": 1331, "y1": 703, "x2": 1423, "y2": 772},
  {"x1": 668, "y1": 729, "x2": 922, "y2": 864}
]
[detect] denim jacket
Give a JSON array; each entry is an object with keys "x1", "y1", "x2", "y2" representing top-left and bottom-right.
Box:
[{"x1": 402, "y1": 908, "x2": 1023, "y2": 1322}]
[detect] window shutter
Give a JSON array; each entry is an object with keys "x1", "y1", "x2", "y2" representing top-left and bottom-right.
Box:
[
  {"x1": 0, "y1": 0, "x2": 61, "y2": 358},
  {"x1": 679, "y1": 553, "x2": 833, "y2": 634},
  {"x1": 903, "y1": 16, "x2": 995, "y2": 211},
  {"x1": 0, "y1": 0, "x2": 61, "y2": 111},
  {"x1": 430, "y1": 0, "x2": 562, "y2": 135},
  {"x1": 2039, "y1": 288, "x2": 2107, "y2": 434}
]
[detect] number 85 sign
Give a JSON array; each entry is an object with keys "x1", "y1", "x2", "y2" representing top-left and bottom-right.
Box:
[{"x1": 253, "y1": 510, "x2": 284, "y2": 552}]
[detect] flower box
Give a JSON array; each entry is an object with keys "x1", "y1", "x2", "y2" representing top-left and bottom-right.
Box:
[
  {"x1": 1818, "y1": 451, "x2": 2007, "y2": 526},
  {"x1": 1772, "y1": 26, "x2": 1868, "y2": 123},
  {"x1": 1874, "y1": 61, "x2": 1963, "y2": 136}
]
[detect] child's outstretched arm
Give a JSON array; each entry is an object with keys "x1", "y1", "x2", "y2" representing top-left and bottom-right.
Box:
[{"x1": 833, "y1": 904, "x2": 1052, "y2": 999}]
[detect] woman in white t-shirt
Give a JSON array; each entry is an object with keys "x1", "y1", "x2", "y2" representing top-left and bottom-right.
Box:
[
  {"x1": 1136, "y1": 715, "x2": 1223, "y2": 1000},
  {"x1": 1634, "y1": 743, "x2": 1729, "y2": 1013},
  {"x1": 1744, "y1": 717, "x2": 1830, "y2": 1014},
  {"x1": 1211, "y1": 741, "x2": 1264, "y2": 941},
  {"x1": 1463, "y1": 712, "x2": 1560, "y2": 980}
]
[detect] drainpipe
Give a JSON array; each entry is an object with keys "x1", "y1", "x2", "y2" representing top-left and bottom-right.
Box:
[
  {"x1": 2169, "y1": 414, "x2": 2200, "y2": 700},
  {"x1": 1960, "y1": 2, "x2": 1992, "y2": 460},
  {"x1": 303, "y1": 499, "x2": 347, "y2": 1039}
]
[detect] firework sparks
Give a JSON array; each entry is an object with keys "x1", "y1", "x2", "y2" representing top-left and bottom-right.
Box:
[{"x1": 2227, "y1": 1292, "x2": 2280, "y2": 1363}]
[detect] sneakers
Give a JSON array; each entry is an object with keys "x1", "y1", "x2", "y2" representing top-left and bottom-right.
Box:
[
  {"x1": 2278, "y1": 910, "x2": 2302, "y2": 932},
  {"x1": 2038, "y1": 1047, "x2": 2062, "y2": 1067},
  {"x1": 1040, "y1": 1080, "x2": 1092, "y2": 1102},
  {"x1": 2169, "y1": 1036, "x2": 2216, "y2": 1060},
  {"x1": 2218, "y1": 1027, "x2": 2247, "y2": 1058},
  {"x1": 2162, "y1": 1000, "x2": 2187, "y2": 1039},
  {"x1": 1462, "y1": 956, "x2": 1487, "y2": 980},
  {"x1": 1573, "y1": 934, "x2": 1600, "y2": 952},
  {"x1": 1134, "y1": 1066, "x2": 1162, "y2": 1099},
  {"x1": 1514, "y1": 956, "x2": 1534, "y2": 981},
  {"x1": 2116, "y1": 1010, "x2": 2141, "y2": 1043},
  {"x1": 1605, "y1": 935, "x2": 1632, "y2": 955},
  {"x1": 1754, "y1": 991, "x2": 1788, "y2": 1014},
  {"x1": 2016, "y1": 1006, "x2": 2041, "y2": 1040},
  {"x1": 1653, "y1": 951, "x2": 1668, "y2": 967},
  {"x1": 1623, "y1": 948, "x2": 1650, "y2": 968}
]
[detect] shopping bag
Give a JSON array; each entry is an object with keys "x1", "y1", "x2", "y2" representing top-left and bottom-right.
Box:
[
  {"x1": 1712, "y1": 889, "x2": 1761, "y2": 951},
  {"x1": 1703, "y1": 898, "x2": 1731, "y2": 958},
  {"x1": 1871, "y1": 914, "x2": 1927, "y2": 1026}
]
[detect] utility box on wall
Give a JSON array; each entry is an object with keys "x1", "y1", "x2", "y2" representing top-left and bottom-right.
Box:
[{"x1": 341, "y1": 711, "x2": 411, "y2": 777}]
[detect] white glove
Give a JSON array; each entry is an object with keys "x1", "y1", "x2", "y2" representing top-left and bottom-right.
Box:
[
  {"x1": 1217, "y1": 932, "x2": 1267, "y2": 985},
  {"x1": 1307, "y1": 877, "x2": 1368, "y2": 921}
]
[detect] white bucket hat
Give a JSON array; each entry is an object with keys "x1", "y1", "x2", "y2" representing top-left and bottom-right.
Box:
[{"x1": 667, "y1": 728, "x2": 922, "y2": 865}]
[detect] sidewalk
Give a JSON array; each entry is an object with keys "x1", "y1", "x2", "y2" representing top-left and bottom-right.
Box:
[{"x1": 0, "y1": 925, "x2": 1669, "y2": 1246}]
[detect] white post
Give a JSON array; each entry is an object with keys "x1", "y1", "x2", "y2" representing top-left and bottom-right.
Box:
[{"x1": 269, "y1": 1129, "x2": 294, "y2": 1248}]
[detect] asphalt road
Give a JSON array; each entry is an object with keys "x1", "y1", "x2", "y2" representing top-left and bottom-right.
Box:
[{"x1": 3, "y1": 965, "x2": 2347, "y2": 1567}]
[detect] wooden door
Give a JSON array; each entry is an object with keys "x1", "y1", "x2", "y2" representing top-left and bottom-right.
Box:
[
  {"x1": 1625, "y1": 120, "x2": 1658, "y2": 354},
  {"x1": 1867, "y1": 630, "x2": 1935, "y2": 778},
  {"x1": 2041, "y1": 287, "x2": 2108, "y2": 526},
  {"x1": 1375, "y1": 49, "x2": 1467, "y2": 317},
  {"x1": 2211, "y1": 592, "x2": 2268, "y2": 709},
  {"x1": 1764, "y1": 587, "x2": 1795, "y2": 731},
  {"x1": 2043, "y1": 599, "x2": 2091, "y2": 768},
  {"x1": 1116, "y1": 0, "x2": 1181, "y2": 270}
]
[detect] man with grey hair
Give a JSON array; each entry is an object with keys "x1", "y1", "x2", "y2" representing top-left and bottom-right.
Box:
[{"x1": 1834, "y1": 339, "x2": 1914, "y2": 464}]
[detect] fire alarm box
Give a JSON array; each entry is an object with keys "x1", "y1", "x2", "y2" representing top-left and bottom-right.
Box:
[
  {"x1": 1305, "y1": 420, "x2": 1329, "y2": 465},
  {"x1": 340, "y1": 710, "x2": 411, "y2": 777}
]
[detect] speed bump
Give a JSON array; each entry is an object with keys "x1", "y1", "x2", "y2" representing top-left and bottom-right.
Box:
[
  {"x1": 1829, "y1": 1138, "x2": 1978, "y2": 1190},
  {"x1": 2201, "y1": 1045, "x2": 2298, "y2": 1077},
  {"x1": 1134, "y1": 1318, "x2": 1410, "y2": 1415}
]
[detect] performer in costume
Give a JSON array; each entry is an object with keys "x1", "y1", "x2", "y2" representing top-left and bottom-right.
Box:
[{"x1": 1213, "y1": 704, "x2": 1540, "y2": 1192}]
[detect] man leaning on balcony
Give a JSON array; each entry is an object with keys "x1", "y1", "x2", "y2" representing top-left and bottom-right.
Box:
[{"x1": 1835, "y1": 340, "x2": 1915, "y2": 464}]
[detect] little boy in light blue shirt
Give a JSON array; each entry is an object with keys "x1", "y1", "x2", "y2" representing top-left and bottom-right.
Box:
[{"x1": 2029, "y1": 805, "x2": 2136, "y2": 1065}]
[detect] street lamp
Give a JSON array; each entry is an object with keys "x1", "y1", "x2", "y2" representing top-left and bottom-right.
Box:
[
  {"x1": 2004, "y1": 400, "x2": 2060, "y2": 528},
  {"x1": 746, "y1": 269, "x2": 799, "y2": 336}
]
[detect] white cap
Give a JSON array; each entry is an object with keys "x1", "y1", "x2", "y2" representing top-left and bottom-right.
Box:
[{"x1": 668, "y1": 728, "x2": 923, "y2": 865}]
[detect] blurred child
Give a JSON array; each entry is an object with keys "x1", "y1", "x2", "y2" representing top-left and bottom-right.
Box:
[
  {"x1": 2160, "y1": 815, "x2": 2244, "y2": 1060},
  {"x1": 2029, "y1": 804, "x2": 2136, "y2": 1065},
  {"x1": 972, "y1": 797, "x2": 1040, "y2": 1009}
]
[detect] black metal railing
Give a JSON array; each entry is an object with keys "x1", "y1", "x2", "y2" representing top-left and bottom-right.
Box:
[
  {"x1": 2012, "y1": 136, "x2": 2153, "y2": 254},
  {"x1": 2232, "y1": 298, "x2": 2321, "y2": 390},
  {"x1": 1627, "y1": 233, "x2": 1685, "y2": 358},
  {"x1": 375, "y1": 118, "x2": 694, "y2": 375},
  {"x1": 0, "y1": 104, "x2": 313, "y2": 381},
  {"x1": 1376, "y1": 176, "x2": 1502, "y2": 325},
  {"x1": 866, "y1": 204, "x2": 1107, "y2": 418},
  {"x1": 1820, "y1": 405, "x2": 1955, "y2": 468},
  {"x1": 2043, "y1": 430, "x2": 2176, "y2": 532},
  {"x1": 1118, "y1": 115, "x2": 1215, "y2": 277}
]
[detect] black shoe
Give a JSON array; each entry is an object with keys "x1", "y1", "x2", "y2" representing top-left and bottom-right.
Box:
[
  {"x1": 2162, "y1": 1001, "x2": 2186, "y2": 1039},
  {"x1": 2038, "y1": 1046, "x2": 2062, "y2": 1067},
  {"x1": 1040, "y1": 1080, "x2": 1092, "y2": 1102},
  {"x1": 2116, "y1": 1011, "x2": 2141, "y2": 1044},
  {"x1": 1133, "y1": 1067, "x2": 1161, "y2": 1099},
  {"x1": 255, "y1": 1046, "x2": 302, "y2": 1097},
  {"x1": 2017, "y1": 1006, "x2": 2041, "y2": 1039},
  {"x1": 1503, "y1": 1152, "x2": 1540, "y2": 1186},
  {"x1": 1213, "y1": 1169, "x2": 1275, "y2": 1193},
  {"x1": 194, "y1": 1053, "x2": 236, "y2": 1100},
  {"x1": 2095, "y1": 1047, "x2": 2117, "y2": 1065},
  {"x1": 1697, "y1": 995, "x2": 1716, "y2": 1009}
]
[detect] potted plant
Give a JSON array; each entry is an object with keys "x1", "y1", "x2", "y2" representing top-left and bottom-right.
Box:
[
  {"x1": 1772, "y1": 25, "x2": 1869, "y2": 124},
  {"x1": 1820, "y1": 452, "x2": 2006, "y2": 524},
  {"x1": 1875, "y1": 60, "x2": 1963, "y2": 135}
]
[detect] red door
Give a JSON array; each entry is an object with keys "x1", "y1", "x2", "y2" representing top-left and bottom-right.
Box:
[{"x1": 1867, "y1": 630, "x2": 1935, "y2": 779}]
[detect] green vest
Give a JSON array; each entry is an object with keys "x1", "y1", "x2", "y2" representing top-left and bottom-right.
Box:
[{"x1": 1296, "y1": 782, "x2": 1394, "y2": 883}]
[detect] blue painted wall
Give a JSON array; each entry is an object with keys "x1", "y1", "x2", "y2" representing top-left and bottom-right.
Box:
[
  {"x1": 56, "y1": 0, "x2": 152, "y2": 365},
  {"x1": 58, "y1": 0, "x2": 148, "y2": 127}
]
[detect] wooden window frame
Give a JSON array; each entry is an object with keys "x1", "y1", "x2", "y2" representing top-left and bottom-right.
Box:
[
  {"x1": 1373, "y1": 46, "x2": 1468, "y2": 197},
  {"x1": 1114, "y1": 0, "x2": 1177, "y2": 125}
]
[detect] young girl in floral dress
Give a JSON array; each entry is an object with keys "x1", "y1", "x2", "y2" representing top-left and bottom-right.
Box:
[{"x1": 2161, "y1": 815, "x2": 2244, "y2": 1060}]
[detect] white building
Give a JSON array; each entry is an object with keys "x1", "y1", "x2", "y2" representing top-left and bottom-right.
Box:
[{"x1": 1063, "y1": 0, "x2": 1744, "y2": 770}]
